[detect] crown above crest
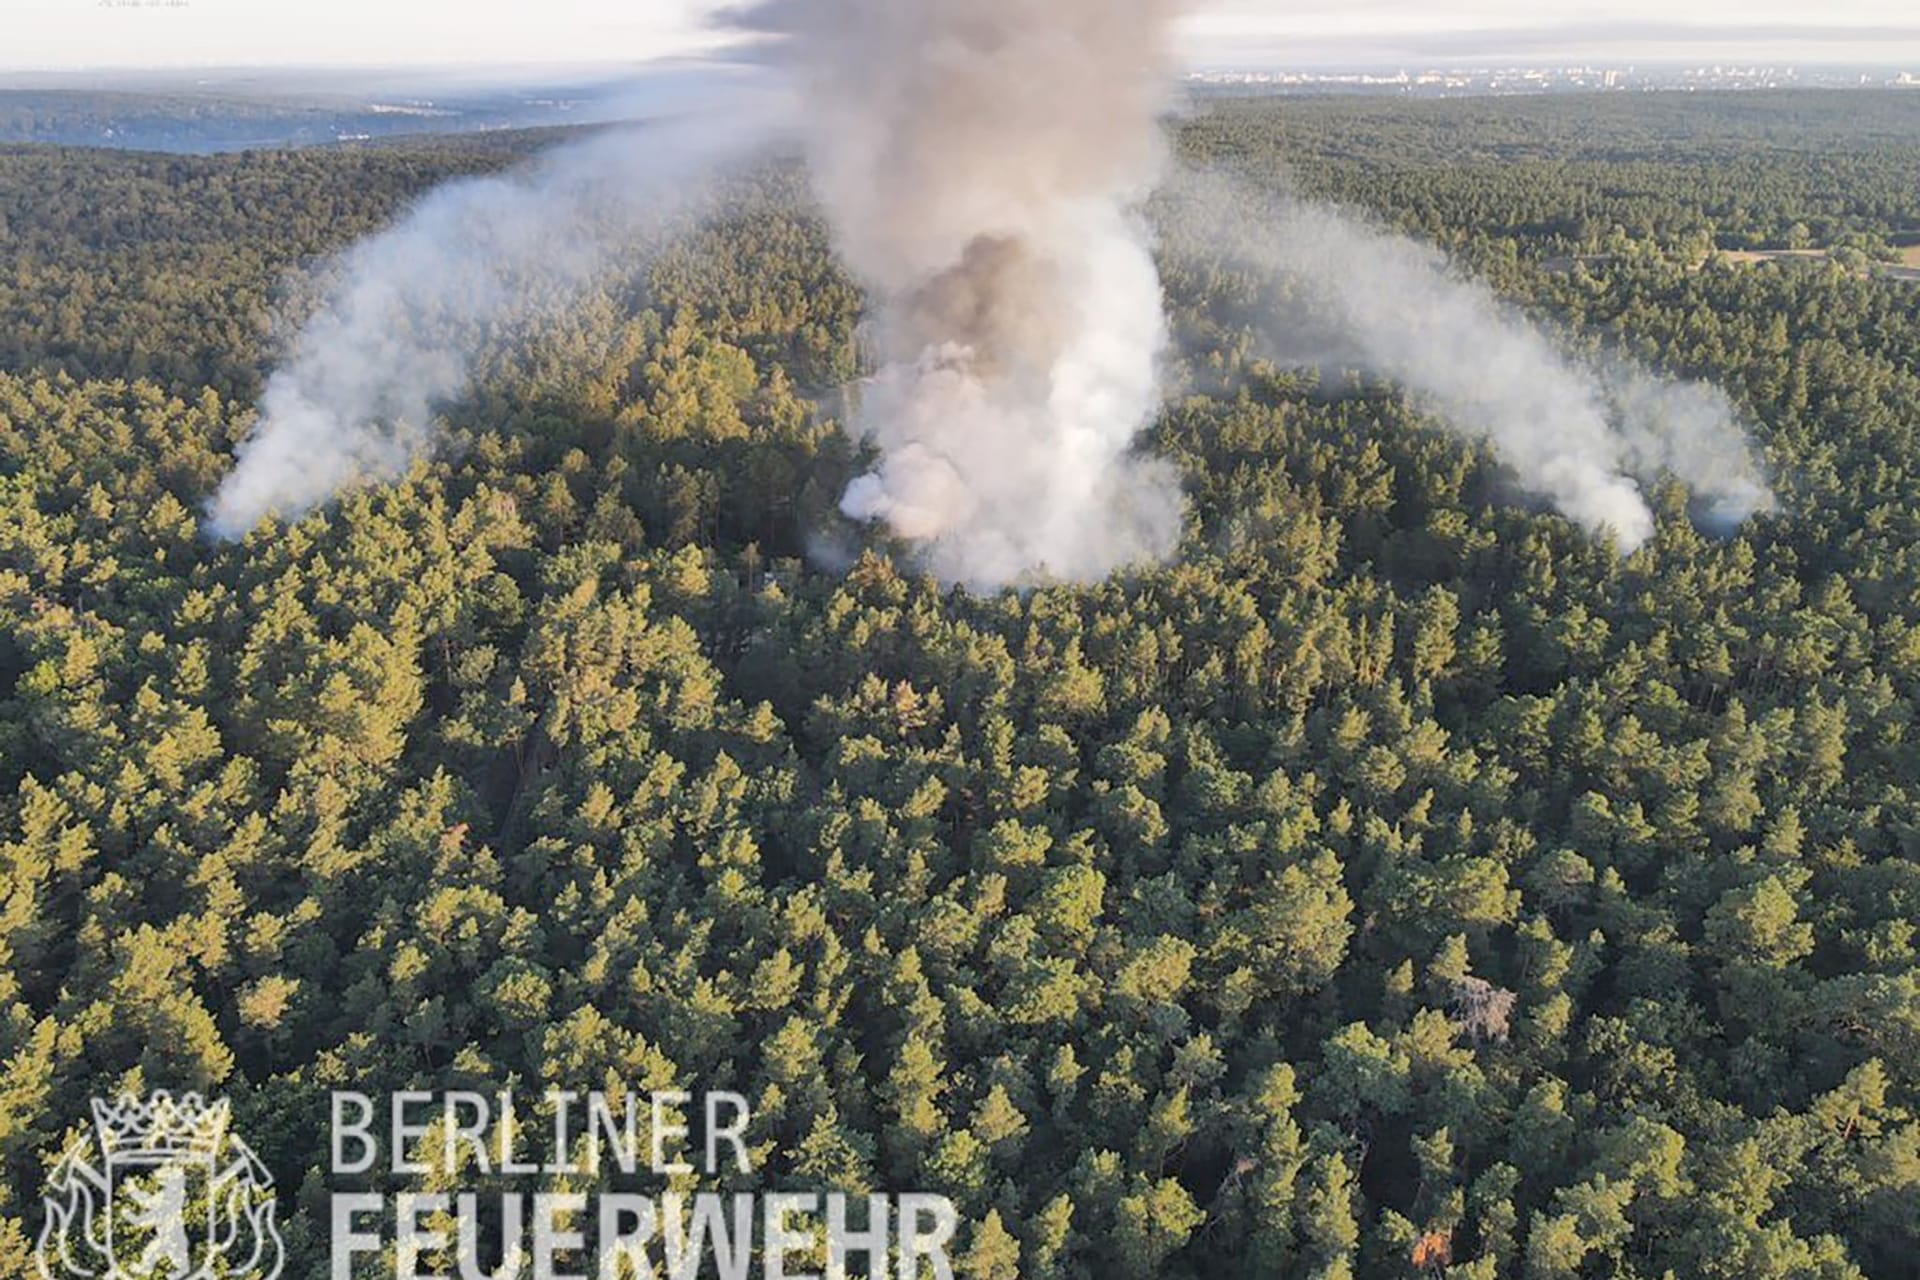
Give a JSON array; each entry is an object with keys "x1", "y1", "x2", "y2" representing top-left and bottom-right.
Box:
[{"x1": 90, "y1": 1092, "x2": 230, "y2": 1159}]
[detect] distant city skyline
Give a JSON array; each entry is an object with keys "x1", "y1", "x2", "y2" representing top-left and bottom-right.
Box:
[
  {"x1": 4, "y1": 0, "x2": 1917, "y2": 72},
  {"x1": 1188, "y1": 1, "x2": 1918, "y2": 68}
]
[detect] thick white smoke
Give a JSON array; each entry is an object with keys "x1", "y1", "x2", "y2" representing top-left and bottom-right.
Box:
[
  {"x1": 1602, "y1": 365, "x2": 1776, "y2": 535},
  {"x1": 210, "y1": 5, "x2": 1772, "y2": 567},
  {"x1": 206, "y1": 82, "x2": 778, "y2": 540},
  {"x1": 1164, "y1": 175, "x2": 1775, "y2": 551},
  {"x1": 743, "y1": 0, "x2": 1190, "y2": 589}
]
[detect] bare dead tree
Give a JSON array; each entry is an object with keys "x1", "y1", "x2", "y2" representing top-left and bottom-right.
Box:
[{"x1": 1450, "y1": 976, "x2": 1518, "y2": 1045}]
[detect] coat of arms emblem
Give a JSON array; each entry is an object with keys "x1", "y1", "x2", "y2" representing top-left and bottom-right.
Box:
[{"x1": 36, "y1": 1091, "x2": 284, "y2": 1280}]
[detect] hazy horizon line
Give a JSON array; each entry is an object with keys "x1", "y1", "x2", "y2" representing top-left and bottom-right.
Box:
[
  {"x1": 2, "y1": 56, "x2": 1915, "y2": 88},
  {"x1": 5, "y1": 16, "x2": 1919, "y2": 77}
]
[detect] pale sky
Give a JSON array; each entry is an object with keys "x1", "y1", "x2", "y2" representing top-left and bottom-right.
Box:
[{"x1": 2, "y1": 0, "x2": 1916, "y2": 72}]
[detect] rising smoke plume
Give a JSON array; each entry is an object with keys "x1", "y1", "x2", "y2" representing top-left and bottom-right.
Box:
[
  {"x1": 740, "y1": 0, "x2": 1191, "y2": 588},
  {"x1": 206, "y1": 82, "x2": 777, "y2": 540},
  {"x1": 211, "y1": 3, "x2": 1772, "y2": 570},
  {"x1": 1162, "y1": 174, "x2": 1775, "y2": 551}
]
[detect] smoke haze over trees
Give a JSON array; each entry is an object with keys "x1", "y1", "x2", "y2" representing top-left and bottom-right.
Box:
[
  {"x1": 202, "y1": 0, "x2": 1772, "y2": 584},
  {"x1": 1162, "y1": 171, "x2": 1774, "y2": 550}
]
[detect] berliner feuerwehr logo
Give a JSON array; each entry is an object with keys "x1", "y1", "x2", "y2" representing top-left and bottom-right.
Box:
[{"x1": 36, "y1": 1091, "x2": 284, "y2": 1280}]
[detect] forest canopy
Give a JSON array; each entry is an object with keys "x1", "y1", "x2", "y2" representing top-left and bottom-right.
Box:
[{"x1": 0, "y1": 90, "x2": 1918, "y2": 1278}]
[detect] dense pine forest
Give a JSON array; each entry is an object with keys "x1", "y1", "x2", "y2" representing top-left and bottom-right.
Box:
[{"x1": 2, "y1": 90, "x2": 1919, "y2": 1278}]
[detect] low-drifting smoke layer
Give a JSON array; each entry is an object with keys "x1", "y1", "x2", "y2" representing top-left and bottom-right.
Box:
[
  {"x1": 1165, "y1": 175, "x2": 1774, "y2": 551},
  {"x1": 206, "y1": 90, "x2": 775, "y2": 540},
  {"x1": 745, "y1": 0, "x2": 1189, "y2": 589},
  {"x1": 212, "y1": 6, "x2": 1772, "y2": 569}
]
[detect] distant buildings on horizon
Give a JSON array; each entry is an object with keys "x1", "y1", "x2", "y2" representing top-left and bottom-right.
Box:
[{"x1": 1188, "y1": 65, "x2": 1920, "y2": 97}]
